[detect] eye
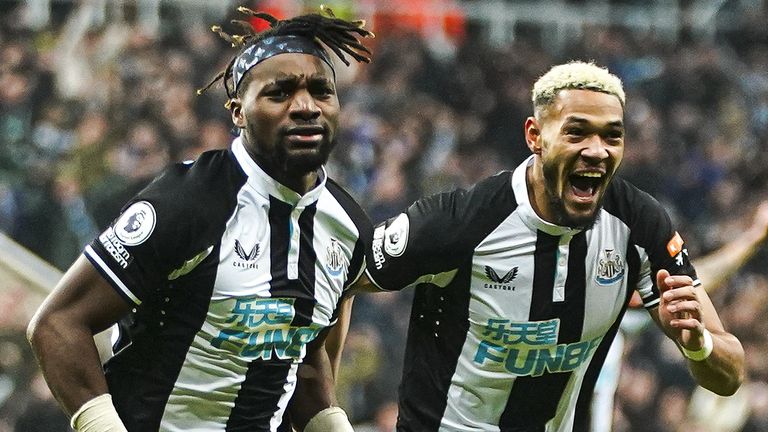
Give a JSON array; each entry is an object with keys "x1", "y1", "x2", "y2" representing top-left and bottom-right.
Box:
[
  {"x1": 564, "y1": 127, "x2": 584, "y2": 138},
  {"x1": 605, "y1": 130, "x2": 624, "y2": 142},
  {"x1": 310, "y1": 83, "x2": 336, "y2": 99},
  {"x1": 264, "y1": 88, "x2": 289, "y2": 100}
]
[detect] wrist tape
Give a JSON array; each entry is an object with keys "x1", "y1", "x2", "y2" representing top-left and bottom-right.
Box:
[
  {"x1": 681, "y1": 328, "x2": 714, "y2": 362},
  {"x1": 70, "y1": 393, "x2": 128, "y2": 432},
  {"x1": 304, "y1": 406, "x2": 354, "y2": 432}
]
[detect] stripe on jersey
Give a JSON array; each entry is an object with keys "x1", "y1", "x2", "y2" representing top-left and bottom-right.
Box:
[
  {"x1": 572, "y1": 242, "x2": 638, "y2": 430},
  {"x1": 499, "y1": 231, "x2": 587, "y2": 429},
  {"x1": 267, "y1": 197, "x2": 318, "y2": 327},
  {"x1": 114, "y1": 243, "x2": 224, "y2": 431},
  {"x1": 325, "y1": 179, "x2": 370, "y2": 288},
  {"x1": 294, "y1": 204, "x2": 318, "y2": 327},
  {"x1": 397, "y1": 265, "x2": 473, "y2": 432},
  {"x1": 225, "y1": 358, "x2": 293, "y2": 431}
]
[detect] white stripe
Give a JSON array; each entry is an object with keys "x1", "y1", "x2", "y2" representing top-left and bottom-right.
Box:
[
  {"x1": 287, "y1": 209, "x2": 302, "y2": 280},
  {"x1": 269, "y1": 363, "x2": 299, "y2": 431},
  {"x1": 84, "y1": 245, "x2": 141, "y2": 305}
]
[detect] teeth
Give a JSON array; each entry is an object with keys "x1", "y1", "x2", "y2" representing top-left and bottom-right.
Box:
[{"x1": 575, "y1": 172, "x2": 602, "y2": 178}]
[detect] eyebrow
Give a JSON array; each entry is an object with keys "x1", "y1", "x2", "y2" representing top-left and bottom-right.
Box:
[
  {"x1": 564, "y1": 116, "x2": 624, "y2": 128},
  {"x1": 267, "y1": 73, "x2": 333, "y2": 87}
]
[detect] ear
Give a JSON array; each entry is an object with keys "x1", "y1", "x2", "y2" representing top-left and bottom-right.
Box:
[
  {"x1": 229, "y1": 99, "x2": 245, "y2": 129},
  {"x1": 524, "y1": 116, "x2": 542, "y2": 155}
]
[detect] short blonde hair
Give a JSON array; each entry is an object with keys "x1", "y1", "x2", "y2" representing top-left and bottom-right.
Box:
[{"x1": 532, "y1": 61, "x2": 625, "y2": 113}]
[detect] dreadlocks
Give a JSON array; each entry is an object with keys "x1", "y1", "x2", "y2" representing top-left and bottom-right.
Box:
[{"x1": 198, "y1": 5, "x2": 374, "y2": 108}]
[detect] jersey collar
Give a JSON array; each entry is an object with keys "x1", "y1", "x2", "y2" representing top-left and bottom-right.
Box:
[
  {"x1": 231, "y1": 136, "x2": 327, "y2": 207},
  {"x1": 511, "y1": 155, "x2": 582, "y2": 237}
]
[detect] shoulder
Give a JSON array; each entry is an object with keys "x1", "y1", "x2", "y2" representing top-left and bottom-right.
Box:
[
  {"x1": 602, "y1": 176, "x2": 668, "y2": 226},
  {"x1": 124, "y1": 149, "x2": 246, "y2": 239},
  {"x1": 139, "y1": 149, "x2": 246, "y2": 213},
  {"x1": 602, "y1": 176, "x2": 677, "y2": 249},
  {"x1": 324, "y1": 177, "x2": 371, "y2": 230},
  {"x1": 413, "y1": 170, "x2": 515, "y2": 215}
]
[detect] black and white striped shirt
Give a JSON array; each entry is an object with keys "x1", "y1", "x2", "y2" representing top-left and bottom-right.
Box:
[
  {"x1": 365, "y1": 156, "x2": 697, "y2": 432},
  {"x1": 85, "y1": 137, "x2": 370, "y2": 431}
]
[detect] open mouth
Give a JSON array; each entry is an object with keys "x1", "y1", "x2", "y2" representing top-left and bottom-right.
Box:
[{"x1": 569, "y1": 172, "x2": 603, "y2": 199}]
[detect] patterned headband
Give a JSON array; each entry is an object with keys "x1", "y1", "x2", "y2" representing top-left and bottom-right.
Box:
[{"x1": 231, "y1": 34, "x2": 335, "y2": 94}]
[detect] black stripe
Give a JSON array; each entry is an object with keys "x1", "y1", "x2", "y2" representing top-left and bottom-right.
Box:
[
  {"x1": 268, "y1": 196, "x2": 293, "y2": 294},
  {"x1": 267, "y1": 197, "x2": 318, "y2": 327},
  {"x1": 572, "y1": 242, "x2": 639, "y2": 431},
  {"x1": 226, "y1": 359, "x2": 293, "y2": 431},
  {"x1": 292, "y1": 204, "x2": 318, "y2": 327},
  {"x1": 106, "y1": 243, "x2": 223, "y2": 431},
  {"x1": 559, "y1": 233, "x2": 587, "y2": 343},
  {"x1": 499, "y1": 231, "x2": 587, "y2": 430},
  {"x1": 326, "y1": 179, "x2": 372, "y2": 285},
  {"x1": 396, "y1": 263, "x2": 473, "y2": 432}
]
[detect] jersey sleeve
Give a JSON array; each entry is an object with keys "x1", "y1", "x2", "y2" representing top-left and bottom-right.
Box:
[
  {"x1": 84, "y1": 158, "x2": 234, "y2": 305},
  {"x1": 365, "y1": 172, "x2": 516, "y2": 291},
  {"x1": 627, "y1": 189, "x2": 698, "y2": 309}
]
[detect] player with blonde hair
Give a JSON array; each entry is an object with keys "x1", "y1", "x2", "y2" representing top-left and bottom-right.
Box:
[{"x1": 352, "y1": 60, "x2": 744, "y2": 431}]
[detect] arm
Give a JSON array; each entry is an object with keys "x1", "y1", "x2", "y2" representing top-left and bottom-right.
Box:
[
  {"x1": 627, "y1": 202, "x2": 768, "y2": 307},
  {"x1": 325, "y1": 295, "x2": 355, "y2": 380},
  {"x1": 26, "y1": 255, "x2": 132, "y2": 425},
  {"x1": 289, "y1": 328, "x2": 353, "y2": 432},
  {"x1": 694, "y1": 201, "x2": 768, "y2": 293},
  {"x1": 649, "y1": 269, "x2": 745, "y2": 396}
]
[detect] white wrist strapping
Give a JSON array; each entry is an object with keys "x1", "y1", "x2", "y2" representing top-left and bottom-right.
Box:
[
  {"x1": 304, "y1": 406, "x2": 354, "y2": 432},
  {"x1": 70, "y1": 393, "x2": 128, "y2": 432},
  {"x1": 681, "y1": 328, "x2": 714, "y2": 362}
]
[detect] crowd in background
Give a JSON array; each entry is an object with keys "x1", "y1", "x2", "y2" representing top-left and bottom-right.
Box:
[{"x1": 1, "y1": 0, "x2": 768, "y2": 431}]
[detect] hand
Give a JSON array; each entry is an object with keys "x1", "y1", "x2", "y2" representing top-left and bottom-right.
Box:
[{"x1": 656, "y1": 269, "x2": 707, "y2": 350}]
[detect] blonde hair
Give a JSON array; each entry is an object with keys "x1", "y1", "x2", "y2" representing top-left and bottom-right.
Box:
[{"x1": 532, "y1": 61, "x2": 625, "y2": 114}]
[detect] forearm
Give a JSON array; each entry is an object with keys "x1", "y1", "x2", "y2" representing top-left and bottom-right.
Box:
[
  {"x1": 695, "y1": 226, "x2": 766, "y2": 293},
  {"x1": 289, "y1": 342, "x2": 337, "y2": 430},
  {"x1": 325, "y1": 296, "x2": 354, "y2": 380},
  {"x1": 28, "y1": 313, "x2": 110, "y2": 417},
  {"x1": 686, "y1": 330, "x2": 745, "y2": 396}
]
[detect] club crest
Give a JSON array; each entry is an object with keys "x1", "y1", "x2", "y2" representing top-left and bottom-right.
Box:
[{"x1": 595, "y1": 249, "x2": 625, "y2": 285}]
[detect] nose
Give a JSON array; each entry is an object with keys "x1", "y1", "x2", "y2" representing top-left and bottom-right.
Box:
[
  {"x1": 289, "y1": 90, "x2": 321, "y2": 121},
  {"x1": 581, "y1": 135, "x2": 610, "y2": 161}
]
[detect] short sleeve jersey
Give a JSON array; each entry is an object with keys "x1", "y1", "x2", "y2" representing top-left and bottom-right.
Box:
[
  {"x1": 85, "y1": 138, "x2": 371, "y2": 432},
  {"x1": 364, "y1": 156, "x2": 697, "y2": 432}
]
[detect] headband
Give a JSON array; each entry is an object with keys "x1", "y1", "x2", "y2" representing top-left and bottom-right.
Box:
[{"x1": 231, "y1": 34, "x2": 335, "y2": 95}]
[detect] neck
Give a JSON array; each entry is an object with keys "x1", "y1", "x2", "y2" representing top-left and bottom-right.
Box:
[
  {"x1": 526, "y1": 161, "x2": 553, "y2": 223},
  {"x1": 243, "y1": 141, "x2": 320, "y2": 195}
]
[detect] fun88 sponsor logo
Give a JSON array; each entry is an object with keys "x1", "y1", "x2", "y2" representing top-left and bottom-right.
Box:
[
  {"x1": 210, "y1": 298, "x2": 321, "y2": 361},
  {"x1": 473, "y1": 318, "x2": 603, "y2": 376}
]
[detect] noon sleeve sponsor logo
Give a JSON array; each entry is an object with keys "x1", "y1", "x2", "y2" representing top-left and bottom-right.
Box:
[
  {"x1": 209, "y1": 297, "x2": 322, "y2": 360},
  {"x1": 114, "y1": 201, "x2": 156, "y2": 246},
  {"x1": 473, "y1": 318, "x2": 602, "y2": 376},
  {"x1": 595, "y1": 249, "x2": 625, "y2": 285},
  {"x1": 371, "y1": 225, "x2": 386, "y2": 270},
  {"x1": 99, "y1": 227, "x2": 132, "y2": 269},
  {"x1": 383, "y1": 213, "x2": 409, "y2": 257}
]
